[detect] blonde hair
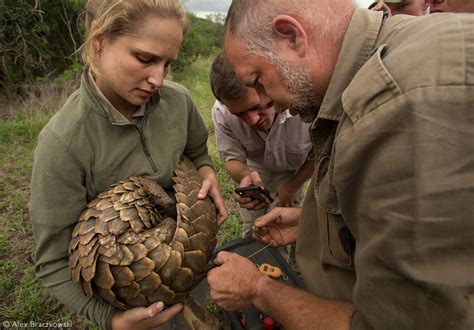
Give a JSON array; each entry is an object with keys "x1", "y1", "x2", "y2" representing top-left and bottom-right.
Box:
[{"x1": 82, "y1": 0, "x2": 188, "y2": 74}]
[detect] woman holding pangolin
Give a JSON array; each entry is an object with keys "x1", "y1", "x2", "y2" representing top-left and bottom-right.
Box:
[{"x1": 30, "y1": 0, "x2": 227, "y2": 329}]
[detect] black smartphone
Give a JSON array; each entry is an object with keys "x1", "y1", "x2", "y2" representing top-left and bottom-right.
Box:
[{"x1": 234, "y1": 185, "x2": 274, "y2": 204}]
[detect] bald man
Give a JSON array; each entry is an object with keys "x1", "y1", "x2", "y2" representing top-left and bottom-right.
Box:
[{"x1": 207, "y1": 0, "x2": 474, "y2": 329}]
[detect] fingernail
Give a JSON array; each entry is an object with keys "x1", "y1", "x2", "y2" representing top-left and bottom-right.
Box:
[{"x1": 156, "y1": 301, "x2": 164, "y2": 311}]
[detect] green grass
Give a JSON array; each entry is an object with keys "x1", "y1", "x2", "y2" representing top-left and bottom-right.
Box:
[
  {"x1": 6, "y1": 268, "x2": 63, "y2": 321},
  {"x1": 0, "y1": 260, "x2": 15, "y2": 297},
  {"x1": 0, "y1": 105, "x2": 78, "y2": 325},
  {"x1": 0, "y1": 109, "x2": 54, "y2": 147},
  {"x1": 0, "y1": 56, "x2": 241, "y2": 328},
  {"x1": 172, "y1": 55, "x2": 216, "y2": 131}
]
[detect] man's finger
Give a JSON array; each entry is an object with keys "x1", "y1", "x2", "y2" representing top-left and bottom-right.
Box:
[
  {"x1": 249, "y1": 171, "x2": 263, "y2": 186},
  {"x1": 214, "y1": 251, "x2": 234, "y2": 264},
  {"x1": 237, "y1": 196, "x2": 264, "y2": 210},
  {"x1": 254, "y1": 209, "x2": 281, "y2": 228},
  {"x1": 234, "y1": 194, "x2": 252, "y2": 204}
]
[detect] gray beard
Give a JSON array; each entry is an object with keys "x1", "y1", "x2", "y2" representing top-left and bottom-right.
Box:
[{"x1": 273, "y1": 56, "x2": 320, "y2": 123}]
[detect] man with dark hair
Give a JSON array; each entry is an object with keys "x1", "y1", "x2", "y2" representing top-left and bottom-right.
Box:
[
  {"x1": 210, "y1": 53, "x2": 314, "y2": 237},
  {"x1": 431, "y1": 0, "x2": 474, "y2": 13},
  {"x1": 369, "y1": 0, "x2": 430, "y2": 16},
  {"x1": 207, "y1": 1, "x2": 474, "y2": 329}
]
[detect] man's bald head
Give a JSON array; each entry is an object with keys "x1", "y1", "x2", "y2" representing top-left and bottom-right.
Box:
[
  {"x1": 223, "y1": 0, "x2": 356, "y2": 123},
  {"x1": 224, "y1": 0, "x2": 353, "y2": 55}
]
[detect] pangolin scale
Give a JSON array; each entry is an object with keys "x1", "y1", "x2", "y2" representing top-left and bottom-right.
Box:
[{"x1": 68, "y1": 157, "x2": 218, "y2": 309}]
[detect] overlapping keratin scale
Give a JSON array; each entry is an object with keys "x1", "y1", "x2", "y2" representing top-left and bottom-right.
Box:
[{"x1": 68, "y1": 157, "x2": 218, "y2": 309}]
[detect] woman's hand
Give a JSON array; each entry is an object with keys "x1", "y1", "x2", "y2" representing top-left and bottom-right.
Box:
[
  {"x1": 198, "y1": 165, "x2": 228, "y2": 224},
  {"x1": 111, "y1": 302, "x2": 183, "y2": 330}
]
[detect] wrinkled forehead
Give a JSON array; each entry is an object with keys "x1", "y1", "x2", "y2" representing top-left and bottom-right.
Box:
[
  {"x1": 224, "y1": 35, "x2": 261, "y2": 85},
  {"x1": 224, "y1": 89, "x2": 260, "y2": 114},
  {"x1": 224, "y1": 35, "x2": 246, "y2": 72}
]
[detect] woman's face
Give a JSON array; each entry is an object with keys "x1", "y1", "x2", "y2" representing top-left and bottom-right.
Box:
[{"x1": 94, "y1": 16, "x2": 183, "y2": 115}]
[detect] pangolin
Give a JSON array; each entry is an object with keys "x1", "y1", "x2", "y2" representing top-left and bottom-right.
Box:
[{"x1": 68, "y1": 157, "x2": 218, "y2": 309}]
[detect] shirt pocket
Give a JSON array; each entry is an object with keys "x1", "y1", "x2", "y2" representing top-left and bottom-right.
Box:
[
  {"x1": 286, "y1": 142, "x2": 311, "y2": 169},
  {"x1": 315, "y1": 154, "x2": 354, "y2": 270},
  {"x1": 245, "y1": 142, "x2": 265, "y2": 162}
]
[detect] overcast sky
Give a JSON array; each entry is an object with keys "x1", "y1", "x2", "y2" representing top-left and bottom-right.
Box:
[{"x1": 184, "y1": 0, "x2": 374, "y2": 13}]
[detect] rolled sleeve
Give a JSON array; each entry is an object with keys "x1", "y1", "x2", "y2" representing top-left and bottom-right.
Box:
[{"x1": 211, "y1": 101, "x2": 247, "y2": 163}]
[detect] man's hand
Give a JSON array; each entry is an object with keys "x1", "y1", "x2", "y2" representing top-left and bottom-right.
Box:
[
  {"x1": 207, "y1": 251, "x2": 269, "y2": 310},
  {"x1": 370, "y1": 1, "x2": 393, "y2": 16},
  {"x1": 111, "y1": 302, "x2": 183, "y2": 330},
  {"x1": 198, "y1": 166, "x2": 228, "y2": 224},
  {"x1": 273, "y1": 184, "x2": 300, "y2": 207},
  {"x1": 252, "y1": 207, "x2": 301, "y2": 246},
  {"x1": 234, "y1": 171, "x2": 268, "y2": 210}
]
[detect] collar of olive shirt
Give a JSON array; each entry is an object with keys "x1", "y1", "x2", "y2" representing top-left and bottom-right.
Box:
[{"x1": 316, "y1": 9, "x2": 385, "y2": 125}]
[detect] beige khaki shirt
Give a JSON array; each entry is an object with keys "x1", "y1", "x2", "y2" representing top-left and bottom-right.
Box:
[{"x1": 296, "y1": 9, "x2": 474, "y2": 329}]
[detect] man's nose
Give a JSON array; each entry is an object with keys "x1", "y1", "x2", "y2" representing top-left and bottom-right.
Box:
[
  {"x1": 245, "y1": 110, "x2": 260, "y2": 126},
  {"x1": 257, "y1": 91, "x2": 274, "y2": 110}
]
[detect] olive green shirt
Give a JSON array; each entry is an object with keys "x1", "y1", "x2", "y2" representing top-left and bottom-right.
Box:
[
  {"x1": 296, "y1": 9, "x2": 474, "y2": 329},
  {"x1": 30, "y1": 71, "x2": 212, "y2": 329}
]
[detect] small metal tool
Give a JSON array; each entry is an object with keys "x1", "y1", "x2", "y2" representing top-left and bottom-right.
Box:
[{"x1": 246, "y1": 242, "x2": 273, "y2": 259}]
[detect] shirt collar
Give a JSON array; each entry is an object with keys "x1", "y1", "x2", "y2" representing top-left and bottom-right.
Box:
[
  {"x1": 316, "y1": 8, "x2": 384, "y2": 123},
  {"x1": 82, "y1": 69, "x2": 159, "y2": 125},
  {"x1": 275, "y1": 109, "x2": 293, "y2": 125},
  {"x1": 256, "y1": 110, "x2": 295, "y2": 139},
  {"x1": 132, "y1": 104, "x2": 146, "y2": 118}
]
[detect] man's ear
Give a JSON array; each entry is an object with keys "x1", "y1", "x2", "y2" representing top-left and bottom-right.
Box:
[{"x1": 271, "y1": 15, "x2": 308, "y2": 57}]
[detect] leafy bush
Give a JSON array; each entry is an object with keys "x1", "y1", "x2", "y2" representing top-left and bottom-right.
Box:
[
  {"x1": 173, "y1": 13, "x2": 225, "y2": 73},
  {"x1": 0, "y1": 0, "x2": 85, "y2": 89},
  {"x1": 0, "y1": 1, "x2": 223, "y2": 92}
]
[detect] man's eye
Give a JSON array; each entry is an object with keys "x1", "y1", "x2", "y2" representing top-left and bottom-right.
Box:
[
  {"x1": 255, "y1": 80, "x2": 266, "y2": 93},
  {"x1": 136, "y1": 56, "x2": 153, "y2": 64}
]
